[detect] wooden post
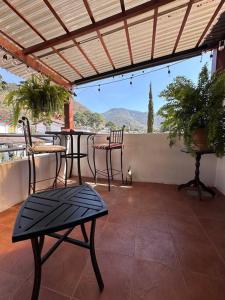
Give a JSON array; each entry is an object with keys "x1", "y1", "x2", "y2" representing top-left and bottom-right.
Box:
[
  {"x1": 216, "y1": 47, "x2": 225, "y2": 71},
  {"x1": 64, "y1": 96, "x2": 74, "y2": 129}
]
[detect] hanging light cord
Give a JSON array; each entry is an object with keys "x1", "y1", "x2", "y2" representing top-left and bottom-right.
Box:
[{"x1": 75, "y1": 56, "x2": 204, "y2": 90}]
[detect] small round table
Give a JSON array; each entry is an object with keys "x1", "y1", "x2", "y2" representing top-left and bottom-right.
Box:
[{"x1": 178, "y1": 149, "x2": 215, "y2": 200}]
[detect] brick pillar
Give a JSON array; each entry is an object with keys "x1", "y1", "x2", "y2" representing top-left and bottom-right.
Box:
[{"x1": 64, "y1": 95, "x2": 74, "y2": 129}]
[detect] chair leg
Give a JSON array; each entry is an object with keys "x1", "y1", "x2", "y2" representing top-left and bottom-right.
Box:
[
  {"x1": 120, "y1": 148, "x2": 124, "y2": 184},
  {"x1": 31, "y1": 154, "x2": 36, "y2": 193},
  {"x1": 28, "y1": 154, "x2": 31, "y2": 195},
  {"x1": 106, "y1": 149, "x2": 110, "y2": 191},
  {"x1": 64, "y1": 152, "x2": 68, "y2": 187},
  {"x1": 53, "y1": 152, "x2": 59, "y2": 188},
  {"x1": 110, "y1": 149, "x2": 113, "y2": 180},
  {"x1": 93, "y1": 147, "x2": 97, "y2": 184}
]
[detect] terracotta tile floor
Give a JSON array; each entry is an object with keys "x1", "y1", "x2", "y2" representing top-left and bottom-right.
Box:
[{"x1": 1, "y1": 180, "x2": 225, "y2": 299}]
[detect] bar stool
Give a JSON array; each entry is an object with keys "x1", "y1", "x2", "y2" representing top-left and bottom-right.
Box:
[
  {"x1": 19, "y1": 116, "x2": 67, "y2": 195},
  {"x1": 92, "y1": 126, "x2": 125, "y2": 191}
]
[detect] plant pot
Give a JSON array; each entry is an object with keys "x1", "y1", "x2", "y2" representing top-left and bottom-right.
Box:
[{"x1": 192, "y1": 128, "x2": 208, "y2": 150}]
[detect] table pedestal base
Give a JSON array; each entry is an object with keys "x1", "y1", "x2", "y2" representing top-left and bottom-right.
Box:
[{"x1": 178, "y1": 151, "x2": 215, "y2": 200}]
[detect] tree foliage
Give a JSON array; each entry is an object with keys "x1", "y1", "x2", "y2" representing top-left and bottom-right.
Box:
[
  {"x1": 74, "y1": 111, "x2": 105, "y2": 130},
  {"x1": 0, "y1": 75, "x2": 7, "y2": 91},
  {"x1": 4, "y1": 75, "x2": 70, "y2": 125},
  {"x1": 147, "y1": 83, "x2": 154, "y2": 133},
  {"x1": 158, "y1": 64, "x2": 225, "y2": 157}
]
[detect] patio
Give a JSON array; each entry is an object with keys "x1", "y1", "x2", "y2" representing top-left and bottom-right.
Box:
[
  {"x1": 1, "y1": 0, "x2": 225, "y2": 299},
  {"x1": 0, "y1": 179, "x2": 225, "y2": 300}
]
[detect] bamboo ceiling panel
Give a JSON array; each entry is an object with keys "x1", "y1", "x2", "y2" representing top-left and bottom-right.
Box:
[
  {"x1": 46, "y1": 0, "x2": 92, "y2": 32},
  {"x1": 154, "y1": 6, "x2": 187, "y2": 58},
  {"x1": 0, "y1": 0, "x2": 224, "y2": 86},
  {"x1": 128, "y1": 19, "x2": 153, "y2": 63},
  {"x1": 177, "y1": 0, "x2": 224, "y2": 51}
]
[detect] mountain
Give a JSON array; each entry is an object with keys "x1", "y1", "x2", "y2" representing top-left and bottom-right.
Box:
[
  {"x1": 103, "y1": 108, "x2": 163, "y2": 131},
  {"x1": 73, "y1": 101, "x2": 90, "y2": 113}
]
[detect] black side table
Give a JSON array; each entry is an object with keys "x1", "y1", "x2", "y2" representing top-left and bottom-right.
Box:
[
  {"x1": 178, "y1": 149, "x2": 215, "y2": 200},
  {"x1": 12, "y1": 184, "x2": 108, "y2": 300}
]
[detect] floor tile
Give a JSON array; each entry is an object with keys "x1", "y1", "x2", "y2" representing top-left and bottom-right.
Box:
[{"x1": 135, "y1": 230, "x2": 179, "y2": 268}]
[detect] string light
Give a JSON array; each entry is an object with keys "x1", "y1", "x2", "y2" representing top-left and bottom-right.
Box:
[
  {"x1": 98, "y1": 85, "x2": 101, "y2": 92},
  {"x1": 76, "y1": 57, "x2": 197, "y2": 91},
  {"x1": 167, "y1": 66, "x2": 171, "y2": 75},
  {"x1": 129, "y1": 77, "x2": 132, "y2": 85},
  {"x1": 200, "y1": 53, "x2": 203, "y2": 63},
  {"x1": 2, "y1": 53, "x2": 8, "y2": 64},
  {"x1": 210, "y1": 51, "x2": 213, "y2": 59}
]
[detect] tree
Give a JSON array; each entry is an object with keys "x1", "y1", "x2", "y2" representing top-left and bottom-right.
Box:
[
  {"x1": 0, "y1": 75, "x2": 7, "y2": 91},
  {"x1": 147, "y1": 83, "x2": 154, "y2": 133},
  {"x1": 74, "y1": 111, "x2": 105, "y2": 130},
  {"x1": 105, "y1": 121, "x2": 117, "y2": 130}
]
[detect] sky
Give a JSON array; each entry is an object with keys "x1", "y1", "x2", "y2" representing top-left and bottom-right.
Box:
[{"x1": 0, "y1": 52, "x2": 211, "y2": 114}]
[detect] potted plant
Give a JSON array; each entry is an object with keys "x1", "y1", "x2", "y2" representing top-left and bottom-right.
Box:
[
  {"x1": 158, "y1": 64, "x2": 225, "y2": 157},
  {"x1": 4, "y1": 75, "x2": 70, "y2": 124}
]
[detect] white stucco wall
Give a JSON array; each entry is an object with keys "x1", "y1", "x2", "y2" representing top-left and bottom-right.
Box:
[
  {"x1": 0, "y1": 155, "x2": 56, "y2": 212},
  {"x1": 0, "y1": 133, "x2": 222, "y2": 212},
  {"x1": 215, "y1": 157, "x2": 225, "y2": 195},
  {"x1": 72, "y1": 133, "x2": 217, "y2": 186}
]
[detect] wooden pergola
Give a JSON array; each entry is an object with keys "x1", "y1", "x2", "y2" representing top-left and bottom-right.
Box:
[{"x1": 1, "y1": 0, "x2": 225, "y2": 127}]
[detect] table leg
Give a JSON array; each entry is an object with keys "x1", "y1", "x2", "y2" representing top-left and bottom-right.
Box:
[
  {"x1": 90, "y1": 219, "x2": 104, "y2": 291},
  {"x1": 178, "y1": 179, "x2": 195, "y2": 190},
  {"x1": 31, "y1": 236, "x2": 44, "y2": 300},
  {"x1": 81, "y1": 223, "x2": 88, "y2": 242},
  {"x1": 199, "y1": 181, "x2": 215, "y2": 196}
]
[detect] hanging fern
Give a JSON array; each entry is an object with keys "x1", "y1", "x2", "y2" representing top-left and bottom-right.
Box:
[{"x1": 4, "y1": 75, "x2": 70, "y2": 125}]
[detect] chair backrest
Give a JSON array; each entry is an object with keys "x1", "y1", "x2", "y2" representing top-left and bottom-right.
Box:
[
  {"x1": 109, "y1": 125, "x2": 125, "y2": 145},
  {"x1": 18, "y1": 116, "x2": 32, "y2": 149}
]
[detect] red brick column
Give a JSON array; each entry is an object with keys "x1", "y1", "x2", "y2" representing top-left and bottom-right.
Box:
[{"x1": 64, "y1": 95, "x2": 74, "y2": 129}]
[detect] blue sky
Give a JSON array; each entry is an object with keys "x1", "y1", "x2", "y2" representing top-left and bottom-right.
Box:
[{"x1": 0, "y1": 52, "x2": 211, "y2": 114}]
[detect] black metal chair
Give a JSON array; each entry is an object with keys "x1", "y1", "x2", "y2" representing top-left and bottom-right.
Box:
[
  {"x1": 19, "y1": 116, "x2": 67, "y2": 194},
  {"x1": 92, "y1": 126, "x2": 125, "y2": 191}
]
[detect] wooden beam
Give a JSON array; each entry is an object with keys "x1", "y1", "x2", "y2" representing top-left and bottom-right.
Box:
[
  {"x1": 23, "y1": 0, "x2": 176, "y2": 55},
  {"x1": 196, "y1": 0, "x2": 225, "y2": 47},
  {"x1": 43, "y1": 0, "x2": 98, "y2": 74},
  {"x1": 83, "y1": 0, "x2": 115, "y2": 69},
  {"x1": 151, "y1": 8, "x2": 158, "y2": 59},
  {"x1": 120, "y1": 0, "x2": 133, "y2": 64},
  {"x1": 0, "y1": 33, "x2": 71, "y2": 88},
  {"x1": 0, "y1": 30, "x2": 72, "y2": 83},
  {"x1": 173, "y1": 0, "x2": 193, "y2": 53},
  {"x1": 74, "y1": 45, "x2": 209, "y2": 85}
]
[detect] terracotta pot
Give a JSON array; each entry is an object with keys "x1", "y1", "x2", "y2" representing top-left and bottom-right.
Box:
[{"x1": 192, "y1": 128, "x2": 208, "y2": 150}]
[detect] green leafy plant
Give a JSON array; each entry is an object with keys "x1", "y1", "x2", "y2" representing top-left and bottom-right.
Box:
[
  {"x1": 4, "y1": 75, "x2": 70, "y2": 124},
  {"x1": 0, "y1": 75, "x2": 7, "y2": 90},
  {"x1": 158, "y1": 64, "x2": 225, "y2": 157}
]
